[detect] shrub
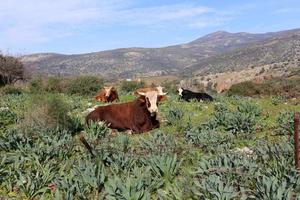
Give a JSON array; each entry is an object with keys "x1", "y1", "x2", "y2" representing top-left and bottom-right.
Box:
[
  {"x1": 29, "y1": 77, "x2": 45, "y2": 93},
  {"x1": 65, "y1": 76, "x2": 103, "y2": 96},
  {"x1": 227, "y1": 81, "x2": 261, "y2": 97},
  {"x1": 45, "y1": 77, "x2": 63, "y2": 93},
  {"x1": 120, "y1": 80, "x2": 145, "y2": 93},
  {"x1": 22, "y1": 94, "x2": 82, "y2": 133},
  {"x1": 161, "y1": 80, "x2": 179, "y2": 94},
  {"x1": 274, "y1": 110, "x2": 295, "y2": 135},
  {"x1": 228, "y1": 78, "x2": 300, "y2": 98},
  {"x1": 0, "y1": 54, "x2": 24, "y2": 86},
  {"x1": 0, "y1": 85, "x2": 24, "y2": 95}
]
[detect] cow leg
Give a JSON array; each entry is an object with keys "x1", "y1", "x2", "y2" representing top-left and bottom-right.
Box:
[
  {"x1": 125, "y1": 130, "x2": 133, "y2": 135},
  {"x1": 111, "y1": 129, "x2": 118, "y2": 136}
]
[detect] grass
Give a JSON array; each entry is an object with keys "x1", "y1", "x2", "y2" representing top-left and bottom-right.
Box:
[{"x1": 0, "y1": 92, "x2": 300, "y2": 199}]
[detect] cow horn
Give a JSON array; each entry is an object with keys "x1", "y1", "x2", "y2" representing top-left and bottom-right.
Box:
[{"x1": 137, "y1": 91, "x2": 146, "y2": 96}]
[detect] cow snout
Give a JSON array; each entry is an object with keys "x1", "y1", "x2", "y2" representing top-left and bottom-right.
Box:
[
  {"x1": 148, "y1": 107, "x2": 158, "y2": 116},
  {"x1": 150, "y1": 111, "x2": 157, "y2": 117}
]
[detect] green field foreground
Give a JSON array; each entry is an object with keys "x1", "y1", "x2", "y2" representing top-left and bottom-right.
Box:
[{"x1": 1, "y1": 92, "x2": 300, "y2": 199}]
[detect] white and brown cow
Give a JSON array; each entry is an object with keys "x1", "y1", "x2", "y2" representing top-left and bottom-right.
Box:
[
  {"x1": 95, "y1": 86, "x2": 119, "y2": 103},
  {"x1": 86, "y1": 90, "x2": 166, "y2": 133}
]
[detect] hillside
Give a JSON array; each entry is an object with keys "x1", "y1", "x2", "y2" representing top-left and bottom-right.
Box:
[
  {"x1": 186, "y1": 29, "x2": 300, "y2": 76},
  {"x1": 21, "y1": 28, "x2": 300, "y2": 79}
]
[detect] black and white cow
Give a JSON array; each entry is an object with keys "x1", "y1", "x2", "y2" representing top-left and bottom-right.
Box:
[{"x1": 178, "y1": 88, "x2": 213, "y2": 102}]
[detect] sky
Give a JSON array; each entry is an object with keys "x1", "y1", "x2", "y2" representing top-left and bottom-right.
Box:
[{"x1": 0, "y1": 0, "x2": 300, "y2": 55}]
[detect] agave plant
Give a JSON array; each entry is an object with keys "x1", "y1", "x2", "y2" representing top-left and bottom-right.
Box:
[
  {"x1": 253, "y1": 175, "x2": 293, "y2": 200},
  {"x1": 193, "y1": 174, "x2": 240, "y2": 200},
  {"x1": 104, "y1": 167, "x2": 154, "y2": 200},
  {"x1": 147, "y1": 154, "x2": 182, "y2": 185},
  {"x1": 15, "y1": 160, "x2": 57, "y2": 199},
  {"x1": 140, "y1": 131, "x2": 177, "y2": 154},
  {"x1": 85, "y1": 121, "x2": 110, "y2": 142}
]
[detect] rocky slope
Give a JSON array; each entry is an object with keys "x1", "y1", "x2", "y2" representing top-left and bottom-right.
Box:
[{"x1": 21, "y1": 28, "x2": 300, "y2": 79}]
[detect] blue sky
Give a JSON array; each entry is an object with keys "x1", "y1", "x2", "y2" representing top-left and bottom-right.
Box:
[{"x1": 0, "y1": 0, "x2": 300, "y2": 55}]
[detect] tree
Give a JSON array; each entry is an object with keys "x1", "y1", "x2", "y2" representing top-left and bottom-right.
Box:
[{"x1": 0, "y1": 54, "x2": 24, "y2": 86}]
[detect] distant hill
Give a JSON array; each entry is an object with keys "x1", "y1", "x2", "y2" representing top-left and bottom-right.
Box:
[{"x1": 21, "y1": 28, "x2": 300, "y2": 79}]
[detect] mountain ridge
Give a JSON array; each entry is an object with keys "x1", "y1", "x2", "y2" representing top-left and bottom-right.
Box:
[{"x1": 21, "y1": 28, "x2": 300, "y2": 79}]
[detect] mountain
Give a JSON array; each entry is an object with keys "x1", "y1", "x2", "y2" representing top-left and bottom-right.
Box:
[
  {"x1": 185, "y1": 29, "x2": 300, "y2": 76},
  {"x1": 21, "y1": 28, "x2": 300, "y2": 79}
]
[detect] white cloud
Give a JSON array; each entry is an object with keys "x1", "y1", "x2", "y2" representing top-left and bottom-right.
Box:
[{"x1": 0, "y1": 0, "x2": 233, "y2": 48}]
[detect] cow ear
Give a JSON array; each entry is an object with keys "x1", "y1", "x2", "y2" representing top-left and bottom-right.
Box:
[{"x1": 158, "y1": 95, "x2": 167, "y2": 102}]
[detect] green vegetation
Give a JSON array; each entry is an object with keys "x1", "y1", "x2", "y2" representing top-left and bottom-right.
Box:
[
  {"x1": 120, "y1": 80, "x2": 145, "y2": 94},
  {"x1": 0, "y1": 86, "x2": 300, "y2": 199},
  {"x1": 28, "y1": 75, "x2": 104, "y2": 96},
  {"x1": 0, "y1": 85, "x2": 24, "y2": 95},
  {"x1": 65, "y1": 76, "x2": 104, "y2": 96},
  {"x1": 228, "y1": 77, "x2": 300, "y2": 98},
  {"x1": 21, "y1": 93, "x2": 82, "y2": 134}
]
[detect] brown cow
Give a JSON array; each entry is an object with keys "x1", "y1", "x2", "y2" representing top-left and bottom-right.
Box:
[
  {"x1": 133, "y1": 86, "x2": 167, "y2": 102},
  {"x1": 95, "y1": 86, "x2": 119, "y2": 103},
  {"x1": 86, "y1": 90, "x2": 166, "y2": 133}
]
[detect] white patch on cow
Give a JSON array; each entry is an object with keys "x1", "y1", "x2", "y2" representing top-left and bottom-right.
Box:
[
  {"x1": 104, "y1": 86, "x2": 113, "y2": 97},
  {"x1": 138, "y1": 91, "x2": 160, "y2": 114},
  {"x1": 83, "y1": 105, "x2": 98, "y2": 114},
  {"x1": 178, "y1": 88, "x2": 183, "y2": 96}
]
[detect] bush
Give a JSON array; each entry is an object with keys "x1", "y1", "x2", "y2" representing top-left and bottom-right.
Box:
[
  {"x1": 161, "y1": 80, "x2": 179, "y2": 94},
  {"x1": 228, "y1": 78, "x2": 300, "y2": 98},
  {"x1": 22, "y1": 94, "x2": 82, "y2": 133},
  {"x1": 120, "y1": 80, "x2": 145, "y2": 93},
  {"x1": 227, "y1": 81, "x2": 261, "y2": 97},
  {"x1": 0, "y1": 54, "x2": 24, "y2": 86},
  {"x1": 274, "y1": 110, "x2": 295, "y2": 136},
  {"x1": 29, "y1": 77, "x2": 45, "y2": 93},
  {"x1": 45, "y1": 77, "x2": 64, "y2": 93},
  {"x1": 65, "y1": 76, "x2": 103, "y2": 96},
  {"x1": 0, "y1": 85, "x2": 24, "y2": 95}
]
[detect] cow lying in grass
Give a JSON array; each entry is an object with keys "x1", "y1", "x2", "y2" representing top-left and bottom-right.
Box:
[
  {"x1": 178, "y1": 87, "x2": 213, "y2": 102},
  {"x1": 86, "y1": 90, "x2": 166, "y2": 133},
  {"x1": 95, "y1": 86, "x2": 119, "y2": 103}
]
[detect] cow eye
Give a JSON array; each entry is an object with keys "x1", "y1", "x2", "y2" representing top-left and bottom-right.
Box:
[{"x1": 146, "y1": 97, "x2": 151, "y2": 107}]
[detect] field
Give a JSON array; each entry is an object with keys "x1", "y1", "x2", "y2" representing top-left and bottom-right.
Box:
[{"x1": 1, "y1": 90, "x2": 300, "y2": 199}]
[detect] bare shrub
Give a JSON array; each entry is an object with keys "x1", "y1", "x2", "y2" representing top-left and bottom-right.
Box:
[{"x1": 0, "y1": 54, "x2": 24, "y2": 86}]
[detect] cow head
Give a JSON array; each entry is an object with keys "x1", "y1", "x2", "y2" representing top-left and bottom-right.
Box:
[
  {"x1": 104, "y1": 86, "x2": 113, "y2": 97},
  {"x1": 137, "y1": 90, "x2": 167, "y2": 115},
  {"x1": 178, "y1": 87, "x2": 183, "y2": 96}
]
